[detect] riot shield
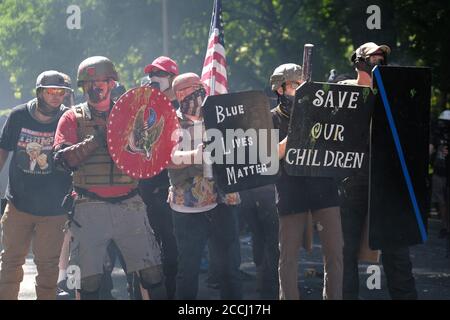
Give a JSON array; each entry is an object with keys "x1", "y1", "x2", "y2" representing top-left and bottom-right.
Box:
[
  {"x1": 284, "y1": 82, "x2": 374, "y2": 180},
  {"x1": 369, "y1": 66, "x2": 431, "y2": 249},
  {"x1": 202, "y1": 91, "x2": 279, "y2": 193},
  {"x1": 107, "y1": 86, "x2": 180, "y2": 179}
]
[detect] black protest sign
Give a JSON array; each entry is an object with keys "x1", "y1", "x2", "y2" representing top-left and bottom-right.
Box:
[
  {"x1": 202, "y1": 91, "x2": 279, "y2": 193},
  {"x1": 369, "y1": 66, "x2": 430, "y2": 250},
  {"x1": 284, "y1": 82, "x2": 374, "y2": 179}
]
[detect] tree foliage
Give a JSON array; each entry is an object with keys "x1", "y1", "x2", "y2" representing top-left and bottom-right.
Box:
[{"x1": 0, "y1": 0, "x2": 448, "y2": 114}]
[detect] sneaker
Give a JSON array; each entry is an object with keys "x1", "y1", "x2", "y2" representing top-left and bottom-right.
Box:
[{"x1": 56, "y1": 281, "x2": 75, "y2": 300}]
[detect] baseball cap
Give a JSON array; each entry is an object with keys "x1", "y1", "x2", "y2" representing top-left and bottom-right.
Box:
[
  {"x1": 351, "y1": 42, "x2": 391, "y2": 63},
  {"x1": 144, "y1": 56, "x2": 179, "y2": 76}
]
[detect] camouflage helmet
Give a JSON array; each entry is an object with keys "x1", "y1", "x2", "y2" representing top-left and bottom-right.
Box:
[
  {"x1": 77, "y1": 56, "x2": 119, "y2": 87},
  {"x1": 270, "y1": 63, "x2": 302, "y2": 92}
]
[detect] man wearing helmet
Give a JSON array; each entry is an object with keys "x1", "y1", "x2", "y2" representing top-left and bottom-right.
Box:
[
  {"x1": 272, "y1": 63, "x2": 344, "y2": 300},
  {"x1": 0, "y1": 71, "x2": 72, "y2": 299},
  {"x1": 339, "y1": 42, "x2": 417, "y2": 300},
  {"x1": 138, "y1": 56, "x2": 180, "y2": 299},
  {"x1": 53, "y1": 56, "x2": 163, "y2": 300},
  {"x1": 167, "y1": 72, "x2": 242, "y2": 300}
]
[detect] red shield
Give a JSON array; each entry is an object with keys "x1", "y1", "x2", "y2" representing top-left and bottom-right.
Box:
[{"x1": 108, "y1": 86, "x2": 180, "y2": 179}]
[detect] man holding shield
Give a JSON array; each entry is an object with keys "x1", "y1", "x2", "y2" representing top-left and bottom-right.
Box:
[
  {"x1": 339, "y1": 42, "x2": 417, "y2": 300},
  {"x1": 272, "y1": 63, "x2": 344, "y2": 300},
  {"x1": 168, "y1": 72, "x2": 242, "y2": 300},
  {"x1": 53, "y1": 56, "x2": 163, "y2": 300}
]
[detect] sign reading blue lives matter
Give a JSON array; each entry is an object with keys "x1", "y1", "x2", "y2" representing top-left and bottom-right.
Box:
[
  {"x1": 202, "y1": 91, "x2": 279, "y2": 193},
  {"x1": 284, "y1": 82, "x2": 374, "y2": 179}
]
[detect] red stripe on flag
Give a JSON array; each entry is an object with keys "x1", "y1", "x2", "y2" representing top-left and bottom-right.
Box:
[
  {"x1": 208, "y1": 35, "x2": 219, "y2": 49},
  {"x1": 202, "y1": 51, "x2": 227, "y2": 68}
]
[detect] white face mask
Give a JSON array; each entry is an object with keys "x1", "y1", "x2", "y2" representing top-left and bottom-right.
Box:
[{"x1": 150, "y1": 76, "x2": 171, "y2": 93}]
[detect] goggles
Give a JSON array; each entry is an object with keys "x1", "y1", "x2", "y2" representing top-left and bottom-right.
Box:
[
  {"x1": 148, "y1": 70, "x2": 172, "y2": 78},
  {"x1": 44, "y1": 88, "x2": 66, "y2": 96}
]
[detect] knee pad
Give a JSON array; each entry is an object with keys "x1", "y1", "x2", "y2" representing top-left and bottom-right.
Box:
[
  {"x1": 81, "y1": 274, "x2": 102, "y2": 292},
  {"x1": 139, "y1": 265, "x2": 164, "y2": 289}
]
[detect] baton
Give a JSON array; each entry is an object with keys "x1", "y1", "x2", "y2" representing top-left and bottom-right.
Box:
[{"x1": 301, "y1": 44, "x2": 314, "y2": 83}]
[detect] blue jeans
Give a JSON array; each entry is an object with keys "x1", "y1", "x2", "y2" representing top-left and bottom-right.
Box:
[{"x1": 173, "y1": 204, "x2": 242, "y2": 300}]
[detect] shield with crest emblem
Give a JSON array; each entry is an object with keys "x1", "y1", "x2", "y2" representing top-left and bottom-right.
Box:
[{"x1": 107, "y1": 86, "x2": 180, "y2": 179}]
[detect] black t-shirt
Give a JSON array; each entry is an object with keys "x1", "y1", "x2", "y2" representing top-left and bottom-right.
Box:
[
  {"x1": 0, "y1": 101, "x2": 72, "y2": 216},
  {"x1": 272, "y1": 105, "x2": 339, "y2": 215}
]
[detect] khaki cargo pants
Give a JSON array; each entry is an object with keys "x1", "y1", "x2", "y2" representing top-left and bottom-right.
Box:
[
  {"x1": 69, "y1": 195, "x2": 162, "y2": 285},
  {"x1": 0, "y1": 202, "x2": 66, "y2": 300},
  {"x1": 278, "y1": 207, "x2": 344, "y2": 300}
]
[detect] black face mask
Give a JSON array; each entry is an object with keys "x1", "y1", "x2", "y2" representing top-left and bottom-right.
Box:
[
  {"x1": 279, "y1": 94, "x2": 295, "y2": 117},
  {"x1": 37, "y1": 96, "x2": 60, "y2": 117},
  {"x1": 86, "y1": 82, "x2": 111, "y2": 104},
  {"x1": 359, "y1": 55, "x2": 387, "y2": 75}
]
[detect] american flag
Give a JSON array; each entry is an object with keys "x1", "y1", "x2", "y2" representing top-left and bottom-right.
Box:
[{"x1": 201, "y1": 0, "x2": 228, "y2": 96}]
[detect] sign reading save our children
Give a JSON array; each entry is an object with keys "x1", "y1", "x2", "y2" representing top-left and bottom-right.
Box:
[{"x1": 284, "y1": 82, "x2": 375, "y2": 178}]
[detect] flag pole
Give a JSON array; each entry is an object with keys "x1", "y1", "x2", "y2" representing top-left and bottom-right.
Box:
[{"x1": 210, "y1": 67, "x2": 216, "y2": 96}]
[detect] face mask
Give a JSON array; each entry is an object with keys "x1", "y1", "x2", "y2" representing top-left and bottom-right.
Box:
[
  {"x1": 37, "y1": 95, "x2": 60, "y2": 117},
  {"x1": 360, "y1": 55, "x2": 387, "y2": 75},
  {"x1": 286, "y1": 94, "x2": 296, "y2": 105},
  {"x1": 279, "y1": 94, "x2": 295, "y2": 117},
  {"x1": 86, "y1": 82, "x2": 111, "y2": 104},
  {"x1": 150, "y1": 76, "x2": 171, "y2": 93},
  {"x1": 180, "y1": 88, "x2": 206, "y2": 117}
]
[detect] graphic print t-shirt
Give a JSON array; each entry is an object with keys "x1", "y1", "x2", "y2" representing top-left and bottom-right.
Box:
[{"x1": 0, "y1": 102, "x2": 72, "y2": 216}]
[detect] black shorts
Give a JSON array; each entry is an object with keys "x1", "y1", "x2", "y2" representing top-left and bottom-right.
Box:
[{"x1": 276, "y1": 175, "x2": 340, "y2": 215}]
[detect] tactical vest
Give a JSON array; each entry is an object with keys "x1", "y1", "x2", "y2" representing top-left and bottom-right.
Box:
[{"x1": 72, "y1": 103, "x2": 138, "y2": 190}]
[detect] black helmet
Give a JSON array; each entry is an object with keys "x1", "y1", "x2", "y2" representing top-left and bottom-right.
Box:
[{"x1": 36, "y1": 70, "x2": 72, "y2": 91}]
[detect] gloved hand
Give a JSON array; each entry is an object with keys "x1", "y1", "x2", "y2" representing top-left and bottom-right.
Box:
[{"x1": 55, "y1": 135, "x2": 103, "y2": 171}]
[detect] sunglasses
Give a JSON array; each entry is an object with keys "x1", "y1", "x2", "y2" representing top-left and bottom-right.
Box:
[
  {"x1": 45, "y1": 88, "x2": 66, "y2": 96},
  {"x1": 148, "y1": 70, "x2": 171, "y2": 78}
]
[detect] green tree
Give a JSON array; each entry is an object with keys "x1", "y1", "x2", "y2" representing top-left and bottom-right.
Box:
[{"x1": 0, "y1": 0, "x2": 448, "y2": 115}]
